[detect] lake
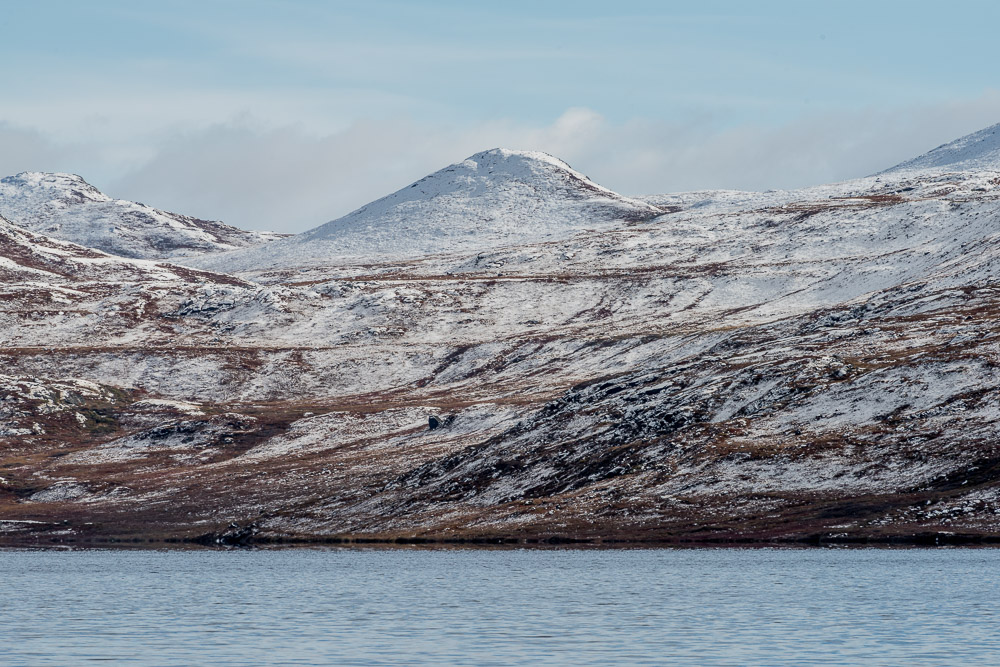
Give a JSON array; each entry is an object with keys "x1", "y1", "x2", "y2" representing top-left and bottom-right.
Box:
[{"x1": 1, "y1": 548, "x2": 998, "y2": 665}]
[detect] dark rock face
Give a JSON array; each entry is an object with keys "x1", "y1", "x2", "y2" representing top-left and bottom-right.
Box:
[
  {"x1": 193, "y1": 522, "x2": 260, "y2": 547},
  {"x1": 428, "y1": 415, "x2": 455, "y2": 430}
]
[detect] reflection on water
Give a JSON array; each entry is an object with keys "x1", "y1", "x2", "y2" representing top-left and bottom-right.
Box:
[{"x1": 1, "y1": 548, "x2": 998, "y2": 666}]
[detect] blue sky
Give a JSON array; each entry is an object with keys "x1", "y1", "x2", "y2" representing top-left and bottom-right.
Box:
[{"x1": 2, "y1": 1, "x2": 1000, "y2": 231}]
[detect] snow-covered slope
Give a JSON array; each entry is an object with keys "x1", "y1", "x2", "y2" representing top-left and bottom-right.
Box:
[
  {"x1": 0, "y1": 213, "x2": 254, "y2": 349},
  {"x1": 0, "y1": 213, "x2": 235, "y2": 285},
  {"x1": 883, "y1": 122, "x2": 1000, "y2": 173},
  {"x1": 9, "y1": 124, "x2": 1000, "y2": 546},
  {"x1": 188, "y1": 149, "x2": 664, "y2": 274},
  {"x1": 0, "y1": 172, "x2": 281, "y2": 260}
]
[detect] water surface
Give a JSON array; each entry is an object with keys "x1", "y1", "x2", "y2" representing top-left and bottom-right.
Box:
[{"x1": 1, "y1": 548, "x2": 997, "y2": 665}]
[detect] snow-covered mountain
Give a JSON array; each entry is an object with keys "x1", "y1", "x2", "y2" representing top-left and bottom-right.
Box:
[
  {"x1": 883, "y1": 121, "x2": 1000, "y2": 173},
  {"x1": 5, "y1": 127, "x2": 1000, "y2": 547},
  {"x1": 188, "y1": 148, "x2": 664, "y2": 275},
  {"x1": 0, "y1": 171, "x2": 281, "y2": 260}
]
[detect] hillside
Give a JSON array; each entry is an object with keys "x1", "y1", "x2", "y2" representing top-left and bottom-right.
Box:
[
  {"x1": 0, "y1": 172, "x2": 281, "y2": 260},
  {"x1": 187, "y1": 148, "x2": 664, "y2": 276},
  {"x1": 883, "y1": 122, "x2": 1000, "y2": 173},
  {"x1": 3, "y1": 129, "x2": 1000, "y2": 547},
  {"x1": 0, "y1": 212, "x2": 255, "y2": 350}
]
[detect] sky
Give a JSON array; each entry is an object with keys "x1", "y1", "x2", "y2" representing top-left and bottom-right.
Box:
[{"x1": 2, "y1": 0, "x2": 1000, "y2": 232}]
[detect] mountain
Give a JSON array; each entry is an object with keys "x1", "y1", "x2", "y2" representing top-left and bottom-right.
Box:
[
  {"x1": 187, "y1": 148, "x2": 664, "y2": 275},
  {"x1": 883, "y1": 121, "x2": 1000, "y2": 173},
  {"x1": 0, "y1": 171, "x2": 282, "y2": 260},
  {"x1": 4, "y1": 129, "x2": 1000, "y2": 547}
]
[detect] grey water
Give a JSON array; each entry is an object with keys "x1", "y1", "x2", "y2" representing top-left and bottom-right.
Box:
[{"x1": 1, "y1": 548, "x2": 998, "y2": 666}]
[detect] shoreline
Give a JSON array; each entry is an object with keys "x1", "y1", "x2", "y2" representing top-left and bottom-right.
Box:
[{"x1": 5, "y1": 530, "x2": 1000, "y2": 550}]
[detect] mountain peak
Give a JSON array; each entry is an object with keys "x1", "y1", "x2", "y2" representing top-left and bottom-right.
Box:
[
  {"x1": 186, "y1": 149, "x2": 664, "y2": 274},
  {"x1": 466, "y1": 147, "x2": 572, "y2": 169},
  {"x1": 0, "y1": 171, "x2": 278, "y2": 260},
  {"x1": 297, "y1": 147, "x2": 662, "y2": 248},
  {"x1": 456, "y1": 148, "x2": 629, "y2": 198},
  {"x1": 884, "y1": 122, "x2": 1000, "y2": 174},
  {"x1": 1, "y1": 171, "x2": 110, "y2": 203}
]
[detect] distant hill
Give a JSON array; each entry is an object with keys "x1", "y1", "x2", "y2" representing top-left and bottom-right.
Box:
[
  {"x1": 882, "y1": 122, "x2": 1000, "y2": 173},
  {"x1": 0, "y1": 171, "x2": 281, "y2": 260}
]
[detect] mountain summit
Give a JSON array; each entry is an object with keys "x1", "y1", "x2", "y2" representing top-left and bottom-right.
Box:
[
  {"x1": 0, "y1": 172, "x2": 279, "y2": 260},
  {"x1": 883, "y1": 122, "x2": 1000, "y2": 173},
  {"x1": 189, "y1": 148, "x2": 664, "y2": 274},
  {"x1": 302, "y1": 148, "x2": 662, "y2": 246}
]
